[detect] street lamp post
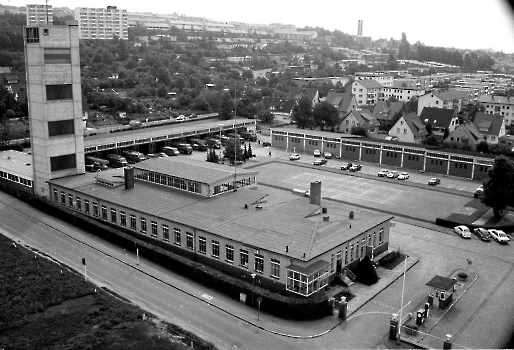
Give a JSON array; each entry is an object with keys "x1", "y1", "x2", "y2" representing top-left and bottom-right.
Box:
[{"x1": 251, "y1": 273, "x2": 256, "y2": 307}]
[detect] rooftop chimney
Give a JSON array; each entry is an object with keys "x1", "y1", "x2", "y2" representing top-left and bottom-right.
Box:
[
  {"x1": 310, "y1": 181, "x2": 321, "y2": 205},
  {"x1": 124, "y1": 167, "x2": 134, "y2": 190}
]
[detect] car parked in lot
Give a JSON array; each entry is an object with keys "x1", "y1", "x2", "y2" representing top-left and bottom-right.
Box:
[
  {"x1": 341, "y1": 162, "x2": 352, "y2": 170},
  {"x1": 475, "y1": 185, "x2": 484, "y2": 198},
  {"x1": 473, "y1": 228, "x2": 491, "y2": 241},
  {"x1": 313, "y1": 158, "x2": 327, "y2": 165},
  {"x1": 313, "y1": 150, "x2": 321, "y2": 157},
  {"x1": 454, "y1": 225, "x2": 472, "y2": 239},
  {"x1": 428, "y1": 178, "x2": 441, "y2": 186},
  {"x1": 349, "y1": 164, "x2": 362, "y2": 172},
  {"x1": 289, "y1": 153, "x2": 300, "y2": 161},
  {"x1": 488, "y1": 229, "x2": 510, "y2": 243},
  {"x1": 398, "y1": 172, "x2": 409, "y2": 180},
  {"x1": 377, "y1": 170, "x2": 388, "y2": 177},
  {"x1": 387, "y1": 171, "x2": 399, "y2": 178},
  {"x1": 175, "y1": 115, "x2": 186, "y2": 121},
  {"x1": 324, "y1": 152, "x2": 332, "y2": 159}
]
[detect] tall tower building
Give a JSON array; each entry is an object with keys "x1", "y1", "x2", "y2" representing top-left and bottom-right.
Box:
[
  {"x1": 74, "y1": 6, "x2": 128, "y2": 40},
  {"x1": 26, "y1": 4, "x2": 53, "y2": 25},
  {"x1": 24, "y1": 21, "x2": 85, "y2": 198},
  {"x1": 358, "y1": 20, "x2": 363, "y2": 36}
]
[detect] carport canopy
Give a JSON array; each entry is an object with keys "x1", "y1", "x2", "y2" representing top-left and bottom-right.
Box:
[{"x1": 426, "y1": 275, "x2": 457, "y2": 291}]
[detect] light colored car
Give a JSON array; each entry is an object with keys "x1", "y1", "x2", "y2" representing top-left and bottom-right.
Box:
[
  {"x1": 289, "y1": 153, "x2": 300, "y2": 161},
  {"x1": 175, "y1": 115, "x2": 185, "y2": 121},
  {"x1": 475, "y1": 185, "x2": 484, "y2": 197},
  {"x1": 377, "y1": 170, "x2": 388, "y2": 177},
  {"x1": 398, "y1": 172, "x2": 409, "y2": 180},
  {"x1": 387, "y1": 171, "x2": 399, "y2": 178},
  {"x1": 454, "y1": 225, "x2": 472, "y2": 239},
  {"x1": 324, "y1": 152, "x2": 332, "y2": 159},
  {"x1": 313, "y1": 150, "x2": 321, "y2": 157},
  {"x1": 428, "y1": 178, "x2": 441, "y2": 186},
  {"x1": 488, "y1": 229, "x2": 510, "y2": 243}
]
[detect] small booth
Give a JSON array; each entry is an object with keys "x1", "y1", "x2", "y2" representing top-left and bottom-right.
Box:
[{"x1": 426, "y1": 275, "x2": 457, "y2": 309}]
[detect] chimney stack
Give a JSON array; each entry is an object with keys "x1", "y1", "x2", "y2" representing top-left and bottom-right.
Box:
[
  {"x1": 124, "y1": 167, "x2": 134, "y2": 190},
  {"x1": 310, "y1": 181, "x2": 321, "y2": 205}
]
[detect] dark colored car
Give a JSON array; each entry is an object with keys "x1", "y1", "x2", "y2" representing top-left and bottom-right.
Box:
[
  {"x1": 341, "y1": 162, "x2": 352, "y2": 170},
  {"x1": 313, "y1": 158, "x2": 327, "y2": 165},
  {"x1": 262, "y1": 141, "x2": 271, "y2": 147},
  {"x1": 473, "y1": 228, "x2": 491, "y2": 242},
  {"x1": 428, "y1": 178, "x2": 441, "y2": 186}
]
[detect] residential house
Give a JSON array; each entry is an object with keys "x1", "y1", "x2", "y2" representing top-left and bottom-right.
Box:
[
  {"x1": 420, "y1": 107, "x2": 459, "y2": 138},
  {"x1": 339, "y1": 108, "x2": 379, "y2": 135},
  {"x1": 262, "y1": 97, "x2": 297, "y2": 123},
  {"x1": 499, "y1": 134, "x2": 514, "y2": 151},
  {"x1": 417, "y1": 89, "x2": 470, "y2": 115},
  {"x1": 388, "y1": 114, "x2": 428, "y2": 143},
  {"x1": 477, "y1": 94, "x2": 514, "y2": 126},
  {"x1": 288, "y1": 87, "x2": 320, "y2": 106},
  {"x1": 381, "y1": 87, "x2": 425, "y2": 103},
  {"x1": 473, "y1": 113, "x2": 506, "y2": 144},
  {"x1": 444, "y1": 122, "x2": 482, "y2": 147},
  {"x1": 352, "y1": 80, "x2": 383, "y2": 106},
  {"x1": 324, "y1": 91, "x2": 358, "y2": 118},
  {"x1": 372, "y1": 100, "x2": 404, "y2": 129}
]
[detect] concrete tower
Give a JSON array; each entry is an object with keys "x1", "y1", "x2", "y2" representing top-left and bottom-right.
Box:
[
  {"x1": 358, "y1": 20, "x2": 363, "y2": 36},
  {"x1": 24, "y1": 21, "x2": 85, "y2": 198}
]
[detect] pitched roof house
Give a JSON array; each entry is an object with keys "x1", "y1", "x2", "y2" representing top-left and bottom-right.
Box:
[
  {"x1": 388, "y1": 114, "x2": 428, "y2": 144},
  {"x1": 419, "y1": 107, "x2": 459, "y2": 138},
  {"x1": 444, "y1": 122, "x2": 482, "y2": 146},
  {"x1": 339, "y1": 108, "x2": 379, "y2": 134},
  {"x1": 288, "y1": 87, "x2": 320, "y2": 106},
  {"x1": 473, "y1": 113, "x2": 506, "y2": 144},
  {"x1": 262, "y1": 97, "x2": 297, "y2": 122},
  {"x1": 372, "y1": 100, "x2": 404, "y2": 128},
  {"x1": 417, "y1": 89, "x2": 470, "y2": 115}
]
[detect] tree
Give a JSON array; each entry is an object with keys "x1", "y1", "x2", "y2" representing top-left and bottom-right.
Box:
[
  {"x1": 425, "y1": 122, "x2": 433, "y2": 135},
  {"x1": 483, "y1": 155, "x2": 514, "y2": 218},
  {"x1": 219, "y1": 92, "x2": 234, "y2": 120},
  {"x1": 313, "y1": 101, "x2": 339, "y2": 131},
  {"x1": 257, "y1": 110, "x2": 274, "y2": 124},
  {"x1": 476, "y1": 141, "x2": 489, "y2": 153},
  {"x1": 351, "y1": 126, "x2": 367, "y2": 137},
  {"x1": 423, "y1": 134, "x2": 440, "y2": 146},
  {"x1": 292, "y1": 97, "x2": 313, "y2": 129},
  {"x1": 223, "y1": 139, "x2": 244, "y2": 164},
  {"x1": 247, "y1": 142, "x2": 253, "y2": 158},
  {"x1": 206, "y1": 149, "x2": 219, "y2": 164},
  {"x1": 442, "y1": 127, "x2": 450, "y2": 140}
]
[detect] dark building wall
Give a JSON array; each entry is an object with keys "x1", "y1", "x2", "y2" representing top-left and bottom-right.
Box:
[
  {"x1": 425, "y1": 158, "x2": 448, "y2": 175},
  {"x1": 402, "y1": 153, "x2": 424, "y2": 172},
  {"x1": 381, "y1": 150, "x2": 402, "y2": 167},
  {"x1": 448, "y1": 161, "x2": 473, "y2": 178},
  {"x1": 341, "y1": 144, "x2": 360, "y2": 160},
  {"x1": 473, "y1": 164, "x2": 491, "y2": 181},
  {"x1": 361, "y1": 147, "x2": 380, "y2": 163}
]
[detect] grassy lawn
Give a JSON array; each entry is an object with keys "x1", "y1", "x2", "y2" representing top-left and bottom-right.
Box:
[{"x1": 0, "y1": 234, "x2": 217, "y2": 350}]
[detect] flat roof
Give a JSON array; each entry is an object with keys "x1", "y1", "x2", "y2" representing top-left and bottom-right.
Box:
[
  {"x1": 84, "y1": 118, "x2": 256, "y2": 148},
  {"x1": 426, "y1": 275, "x2": 457, "y2": 291},
  {"x1": 0, "y1": 150, "x2": 34, "y2": 179},
  {"x1": 134, "y1": 157, "x2": 258, "y2": 185},
  {"x1": 50, "y1": 158, "x2": 392, "y2": 261}
]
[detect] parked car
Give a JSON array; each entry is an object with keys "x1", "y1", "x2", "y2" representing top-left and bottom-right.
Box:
[
  {"x1": 387, "y1": 171, "x2": 399, "y2": 178},
  {"x1": 313, "y1": 158, "x2": 327, "y2": 165},
  {"x1": 473, "y1": 228, "x2": 491, "y2": 241},
  {"x1": 428, "y1": 178, "x2": 441, "y2": 186},
  {"x1": 175, "y1": 115, "x2": 186, "y2": 121},
  {"x1": 262, "y1": 141, "x2": 271, "y2": 147},
  {"x1": 289, "y1": 153, "x2": 300, "y2": 161},
  {"x1": 349, "y1": 164, "x2": 362, "y2": 172},
  {"x1": 488, "y1": 229, "x2": 510, "y2": 243},
  {"x1": 313, "y1": 150, "x2": 321, "y2": 157},
  {"x1": 398, "y1": 172, "x2": 409, "y2": 180},
  {"x1": 454, "y1": 225, "x2": 472, "y2": 239},
  {"x1": 377, "y1": 170, "x2": 388, "y2": 177},
  {"x1": 475, "y1": 185, "x2": 484, "y2": 198},
  {"x1": 146, "y1": 152, "x2": 168, "y2": 159},
  {"x1": 341, "y1": 162, "x2": 352, "y2": 170},
  {"x1": 324, "y1": 152, "x2": 332, "y2": 159}
]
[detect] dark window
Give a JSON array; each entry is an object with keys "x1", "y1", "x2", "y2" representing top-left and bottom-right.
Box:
[
  {"x1": 48, "y1": 120, "x2": 74, "y2": 137},
  {"x1": 44, "y1": 48, "x2": 72, "y2": 64},
  {"x1": 26, "y1": 27, "x2": 39, "y2": 43},
  {"x1": 46, "y1": 84, "x2": 73, "y2": 100},
  {"x1": 50, "y1": 154, "x2": 76, "y2": 171}
]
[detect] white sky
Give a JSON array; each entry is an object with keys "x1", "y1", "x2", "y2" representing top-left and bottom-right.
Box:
[{"x1": 4, "y1": 0, "x2": 514, "y2": 53}]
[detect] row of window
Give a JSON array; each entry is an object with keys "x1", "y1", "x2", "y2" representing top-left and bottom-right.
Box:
[
  {"x1": 52, "y1": 188, "x2": 280, "y2": 279},
  {"x1": 134, "y1": 170, "x2": 201, "y2": 194},
  {"x1": 0, "y1": 171, "x2": 32, "y2": 187}
]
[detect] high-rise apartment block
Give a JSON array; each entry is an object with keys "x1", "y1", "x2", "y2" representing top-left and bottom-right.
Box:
[
  {"x1": 24, "y1": 21, "x2": 85, "y2": 197},
  {"x1": 26, "y1": 4, "x2": 53, "y2": 25},
  {"x1": 74, "y1": 6, "x2": 128, "y2": 40}
]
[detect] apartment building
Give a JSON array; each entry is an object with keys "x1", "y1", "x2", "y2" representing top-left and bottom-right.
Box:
[
  {"x1": 355, "y1": 72, "x2": 394, "y2": 87},
  {"x1": 74, "y1": 6, "x2": 128, "y2": 40},
  {"x1": 381, "y1": 87, "x2": 425, "y2": 102},
  {"x1": 478, "y1": 95, "x2": 514, "y2": 126},
  {"x1": 352, "y1": 80, "x2": 384, "y2": 106},
  {"x1": 26, "y1": 4, "x2": 53, "y2": 25}
]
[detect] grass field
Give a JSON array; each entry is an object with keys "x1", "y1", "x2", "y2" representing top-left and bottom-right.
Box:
[{"x1": 0, "y1": 234, "x2": 217, "y2": 350}]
